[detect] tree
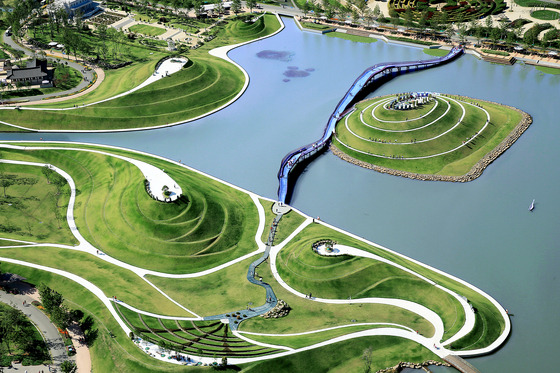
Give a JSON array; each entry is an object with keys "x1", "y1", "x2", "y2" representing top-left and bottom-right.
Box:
[
  {"x1": 246, "y1": 0, "x2": 257, "y2": 13},
  {"x1": 39, "y1": 284, "x2": 64, "y2": 315},
  {"x1": 373, "y1": 4, "x2": 381, "y2": 19},
  {"x1": 351, "y1": 9, "x2": 360, "y2": 25},
  {"x1": 302, "y1": 0, "x2": 311, "y2": 16},
  {"x1": 362, "y1": 346, "x2": 373, "y2": 373},
  {"x1": 60, "y1": 361, "x2": 77, "y2": 373},
  {"x1": 484, "y1": 15, "x2": 493, "y2": 37},
  {"x1": 42, "y1": 165, "x2": 54, "y2": 184},
  {"x1": 231, "y1": 0, "x2": 241, "y2": 16},
  {"x1": 404, "y1": 7, "x2": 414, "y2": 28},
  {"x1": 0, "y1": 177, "x2": 15, "y2": 197},
  {"x1": 363, "y1": 9, "x2": 374, "y2": 28}
]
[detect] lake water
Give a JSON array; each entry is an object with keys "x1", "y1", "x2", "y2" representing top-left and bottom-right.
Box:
[{"x1": 2, "y1": 17, "x2": 559, "y2": 371}]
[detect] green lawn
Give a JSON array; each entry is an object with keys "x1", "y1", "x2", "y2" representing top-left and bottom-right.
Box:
[
  {"x1": 326, "y1": 32, "x2": 377, "y2": 43},
  {"x1": 334, "y1": 94, "x2": 525, "y2": 177},
  {"x1": 270, "y1": 224, "x2": 505, "y2": 351},
  {"x1": 0, "y1": 144, "x2": 260, "y2": 274},
  {"x1": 242, "y1": 335, "x2": 442, "y2": 373},
  {"x1": 129, "y1": 24, "x2": 168, "y2": 37},
  {"x1": 239, "y1": 260, "x2": 435, "y2": 337},
  {"x1": 260, "y1": 199, "x2": 307, "y2": 244},
  {"x1": 241, "y1": 323, "x2": 410, "y2": 349},
  {"x1": 146, "y1": 255, "x2": 266, "y2": 316},
  {"x1": 530, "y1": 9, "x2": 560, "y2": 20},
  {"x1": 0, "y1": 262, "x2": 217, "y2": 372},
  {"x1": 0, "y1": 163, "x2": 76, "y2": 245},
  {"x1": 301, "y1": 22, "x2": 335, "y2": 31},
  {"x1": 274, "y1": 223, "x2": 464, "y2": 340},
  {"x1": 0, "y1": 246, "x2": 191, "y2": 316}
]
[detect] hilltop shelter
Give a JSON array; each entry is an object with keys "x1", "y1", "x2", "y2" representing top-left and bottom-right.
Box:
[{"x1": 52, "y1": 0, "x2": 101, "y2": 18}]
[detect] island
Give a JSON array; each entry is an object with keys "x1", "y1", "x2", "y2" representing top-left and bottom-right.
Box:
[{"x1": 332, "y1": 92, "x2": 532, "y2": 181}]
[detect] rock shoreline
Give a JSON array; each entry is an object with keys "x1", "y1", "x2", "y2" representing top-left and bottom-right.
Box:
[
  {"x1": 376, "y1": 360, "x2": 451, "y2": 373},
  {"x1": 331, "y1": 98, "x2": 532, "y2": 182}
]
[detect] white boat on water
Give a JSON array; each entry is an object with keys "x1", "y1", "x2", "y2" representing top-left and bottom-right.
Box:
[{"x1": 529, "y1": 199, "x2": 535, "y2": 211}]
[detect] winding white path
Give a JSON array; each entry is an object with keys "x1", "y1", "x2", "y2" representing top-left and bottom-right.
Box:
[{"x1": 0, "y1": 141, "x2": 510, "y2": 365}]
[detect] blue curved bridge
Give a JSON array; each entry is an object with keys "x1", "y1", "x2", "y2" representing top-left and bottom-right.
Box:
[{"x1": 277, "y1": 47, "x2": 464, "y2": 203}]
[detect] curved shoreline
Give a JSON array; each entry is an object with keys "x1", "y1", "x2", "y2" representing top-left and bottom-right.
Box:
[
  {"x1": 331, "y1": 98, "x2": 533, "y2": 182},
  {"x1": 0, "y1": 14, "x2": 285, "y2": 133}
]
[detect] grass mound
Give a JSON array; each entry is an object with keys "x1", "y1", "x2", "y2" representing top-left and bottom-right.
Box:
[
  {"x1": 0, "y1": 56, "x2": 244, "y2": 130},
  {"x1": 0, "y1": 14, "x2": 282, "y2": 131},
  {"x1": 0, "y1": 145, "x2": 259, "y2": 273},
  {"x1": 333, "y1": 93, "x2": 525, "y2": 178},
  {"x1": 275, "y1": 224, "x2": 465, "y2": 339}
]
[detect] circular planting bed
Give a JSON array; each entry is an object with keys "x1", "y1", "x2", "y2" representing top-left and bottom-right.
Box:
[
  {"x1": 332, "y1": 92, "x2": 531, "y2": 181},
  {"x1": 530, "y1": 9, "x2": 560, "y2": 21}
]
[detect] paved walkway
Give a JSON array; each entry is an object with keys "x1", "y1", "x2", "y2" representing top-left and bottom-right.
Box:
[
  {"x1": 0, "y1": 141, "x2": 510, "y2": 366},
  {"x1": 0, "y1": 289, "x2": 68, "y2": 372}
]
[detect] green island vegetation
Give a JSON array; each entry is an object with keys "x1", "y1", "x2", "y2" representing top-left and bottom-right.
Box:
[
  {"x1": 422, "y1": 48, "x2": 449, "y2": 56},
  {"x1": 0, "y1": 8, "x2": 281, "y2": 131},
  {"x1": 0, "y1": 300, "x2": 50, "y2": 366},
  {"x1": 326, "y1": 31, "x2": 377, "y2": 43},
  {"x1": 0, "y1": 142, "x2": 508, "y2": 371},
  {"x1": 128, "y1": 24, "x2": 168, "y2": 37},
  {"x1": 333, "y1": 93, "x2": 525, "y2": 178}
]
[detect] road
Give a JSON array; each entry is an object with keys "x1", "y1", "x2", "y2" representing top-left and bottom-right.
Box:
[
  {"x1": 2, "y1": 33, "x2": 96, "y2": 103},
  {"x1": 0, "y1": 288, "x2": 69, "y2": 372}
]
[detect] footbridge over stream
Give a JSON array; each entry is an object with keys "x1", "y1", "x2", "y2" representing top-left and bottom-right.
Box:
[{"x1": 277, "y1": 47, "x2": 464, "y2": 204}]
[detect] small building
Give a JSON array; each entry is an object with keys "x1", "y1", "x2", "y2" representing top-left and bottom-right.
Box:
[{"x1": 6, "y1": 59, "x2": 54, "y2": 87}]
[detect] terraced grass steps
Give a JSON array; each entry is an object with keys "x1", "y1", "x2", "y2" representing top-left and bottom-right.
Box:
[
  {"x1": 276, "y1": 223, "x2": 465, "y2": 340},
  {"x1": 333, "y1": 93, "x2": 530, "y2": 180},
  {"x1": 0, "y1": 145, "x2": 259, "y2": 273},
  {"x1": 116, "y1": 304, "x2": 282, "y2": 357}
]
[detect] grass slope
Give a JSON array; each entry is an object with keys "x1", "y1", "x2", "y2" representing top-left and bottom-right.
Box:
[
  {"x1": 275, "y1": 224, "x2": 464, "y2": 340},
  {"x1": 260, "y1": 199, "x2": 307, "y2": 244},
  {"x1": 242, "y1": 335, "x2": 442, "y2": 373},
  {"x1": 146, "y1": 255, "x2": 266, "y2": 316},
  {"x1": 334, "y1": 94, "x2": 523, "y2": 177},
  {"x1": 0, "y1": 144, "x2": 260, "y2": 274}
]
